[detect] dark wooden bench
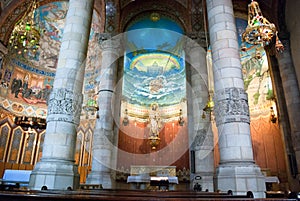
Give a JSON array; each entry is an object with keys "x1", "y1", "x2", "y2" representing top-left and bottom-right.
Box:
[{"x1": 79, "y1": 184, "x2": 103, "y2": 190}]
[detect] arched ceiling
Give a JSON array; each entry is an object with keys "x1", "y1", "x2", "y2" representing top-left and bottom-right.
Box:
[
  {"x1": 0, "y1": 0, "x2": 281, "y2": 44},
  {"x1": 0, "y1": 0, "x2": 105, "y2": 46},
  {"x1": 119, "y1": 0, "x2": 192, "y2": 32},
  {"x1": 0, "y1": 0, "x2": 281, "y2": 52}
]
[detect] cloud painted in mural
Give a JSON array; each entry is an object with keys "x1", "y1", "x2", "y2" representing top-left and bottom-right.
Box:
[{"x1": 123, "y1": 16, "x2": 186, "y2": 107}]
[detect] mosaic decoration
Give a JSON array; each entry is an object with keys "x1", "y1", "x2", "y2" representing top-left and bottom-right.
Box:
[
  {"x1": 236, "y1": 18, "x2": 276, "y2": 119},
  {"x1": 0, "y1": 59, "x2": 54, "y2": 105},
  {"x1": 205, "y1": 18, "x2": 276, "y2": 122},
  {"x1": 191, "y1": 0, "x2": 204, "y2": 32},
  {"x1": 123, "y1": 16, "x2": 186, "y2": 109},
  {"x1": 105, "y1": 1, "x2": 117, "y2": 33},
  {"x1": 0, "y1": 97, "x2": 47, "y2": 118},
  {"x1": 5, "y1": 1, "x2": 101, "y2": 71},
  {"x1": 0, "y1": 1, "x2": 102, "y2": 118}
]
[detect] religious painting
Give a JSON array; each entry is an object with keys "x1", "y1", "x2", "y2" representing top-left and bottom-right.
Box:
[
  {"x1": 1, "y1": 1, "x2": 102, "y2": 117},
  {"x1": 235, "y1": 18, "x2": 284, "y2": 176},
  {"x1": 236, "y1": 18, "x2": 276, "y2": 118},
  {"x1": 123, "y1": 15, "x2": 186, "y2": 111},
  {"x1": 11, "y1": 1, "x2": 101, "y2": 72},
  {"x1": 1, "y1": 58, "x2": 55, "y2": 112},
  {"x1": 118, "y1": 15, "x2": 189, "y2": 169}
]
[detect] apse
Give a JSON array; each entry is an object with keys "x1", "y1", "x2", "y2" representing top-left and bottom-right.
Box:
[
  {"x1": 118, "y1": 14, "x2": 189, "y2": 169},
  {"x1": 122, "y1": 14, "x2": 186, "y2": 113}
]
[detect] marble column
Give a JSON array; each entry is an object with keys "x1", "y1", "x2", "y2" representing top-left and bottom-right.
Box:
[
  {"x1": 186, "y1": 39, "x2": 214, "y2": 192},
  {"x1": 206, "y1": 0, "x2": 265, "y2": 197},
  {"x1": 29, "y1": 0, "x2": 94, "y2": 190},
  {"x1": 276, "y1": 37, "x2": 300, "y2": 181},
  {"x1": 85, "y1": 34, "x2": 120, "y2": 188}
]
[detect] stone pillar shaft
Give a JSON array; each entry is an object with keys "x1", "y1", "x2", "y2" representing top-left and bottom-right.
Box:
[
  {"x1": 86, "y1": 34, "x2": 120, "y2": 188},
  {"x1": 187, "y1": 42, "x2": 215, "y2": 191},
  {"x1": 207, "y1": 0, "x2": 253, "y2": 165},
  {"x1": 29, "y1": 0, "x2": 94, "y2": 190},
  {"x1": 206, "y1": 0, "x2": 265, "y2": 197},
  {"x1": 276, "y1": 38, "x2": 300, "y2": 178}
]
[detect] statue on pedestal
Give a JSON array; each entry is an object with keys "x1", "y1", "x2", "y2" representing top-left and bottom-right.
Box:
[
  {"x1": 149, "y1": 103, "x2": 161, "y2": 137},
  {"x1": 148, "y1": 103, "x2": 161, "y2": 150}
]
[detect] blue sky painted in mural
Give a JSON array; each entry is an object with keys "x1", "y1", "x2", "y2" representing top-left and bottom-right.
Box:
[{"x1": 123, "y1": 16, "x2": 186, "y2": 107}]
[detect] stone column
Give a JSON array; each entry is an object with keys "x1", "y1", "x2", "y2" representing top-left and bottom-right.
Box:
[
  {"x1": 86, "y1": 34, "x2": 120, "y2": 188},
  {"x1": 276, "y1": 36, "x2": 300, "y2": 182},
  {"x1": 29, "y1": 0, "x2": 94, "y2": 190},
  {"x1": 206, "y1": 0, "x2": 265, "y2": 197},
  {"x1": 186, "y1": 38, "x2": 214, "y2": 192}
]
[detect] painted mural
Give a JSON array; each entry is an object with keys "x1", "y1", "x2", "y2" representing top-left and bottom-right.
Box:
[
  {"x1": 0, "y1": 58, "x2": 54, "y2": 117},
  {"x1": 32, "y1": 1, "x2": 101, "y2": 71},
  {"x1": 117, "y1": 15, "x2": 189, "y2": 170},
  {"x1": 0, "y1": 1, "x2": 102, "y2": 118},
  {"x1": 236, "y1": 18, "x2": 277, "y2": 119},
  {"x1": 235, "y1": 18, "x2": 285, "y2": 181},
  {"x1": 123, "y1": 15, "x2": 186, "y2": 112}
]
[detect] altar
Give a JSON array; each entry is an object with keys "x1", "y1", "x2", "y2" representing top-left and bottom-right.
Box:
[{"x1": 127, "y1": 166, "x2": 178, "y2": 190}]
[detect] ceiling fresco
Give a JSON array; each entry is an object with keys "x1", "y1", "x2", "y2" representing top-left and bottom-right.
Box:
[
  {"x1": 15, "y1": 1, "x2": 101, "y2": 71},
  {"x1": 0, "y1": 1, "x2": 102, "y2": 118},
  {"x1": 122, "y1": 15, "x2": 186, "y2": 108}
]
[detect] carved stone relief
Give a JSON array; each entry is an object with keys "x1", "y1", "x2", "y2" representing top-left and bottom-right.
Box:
[
  {"x1": 214, "y1": 87, "x2": 250, "y2": 125},
  {"x1": 47, "y1": 88, "x2": 83, "y2": 125}
]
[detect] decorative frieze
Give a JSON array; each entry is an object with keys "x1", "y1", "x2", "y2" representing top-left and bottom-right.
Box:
[
  {"x1": 214, "y1": 87, "x2": 250, "y2": 125},
  {"x1": 47, "y1": 88, "x2": 83, "y2": 125}
]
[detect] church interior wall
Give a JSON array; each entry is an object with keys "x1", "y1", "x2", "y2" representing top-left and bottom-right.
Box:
[{"x1": 0, "y1": 0, "x2": 297, "y2": 192}]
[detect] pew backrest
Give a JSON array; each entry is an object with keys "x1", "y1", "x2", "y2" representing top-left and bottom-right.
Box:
[{"x1": 0, "y1": 169, "x2": 31, "y2": 187}]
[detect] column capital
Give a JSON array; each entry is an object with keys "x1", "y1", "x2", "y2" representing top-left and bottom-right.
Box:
[{"x1": 96, "y1": 33, "x2": 123, "y2": 55}]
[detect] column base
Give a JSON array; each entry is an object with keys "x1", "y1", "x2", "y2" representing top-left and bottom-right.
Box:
[
  {"x1": 215, "y1": 163, "x2": 266, "y2": 198},
  {"x1": 86, "y1": 171, "x2": 114, "y2": 189},
  {"x1": 28, "y1": 159, "x2": 80, "y2": 190}
]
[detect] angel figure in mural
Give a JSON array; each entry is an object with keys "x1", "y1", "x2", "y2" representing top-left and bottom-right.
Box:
[{"x1": 148, "y1": 103, "x2": 162, "y2": 137}]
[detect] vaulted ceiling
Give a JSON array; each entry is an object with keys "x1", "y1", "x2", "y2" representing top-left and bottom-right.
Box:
[{"x1": 0, "y1": 0, "x2": 281, "y2": 48}]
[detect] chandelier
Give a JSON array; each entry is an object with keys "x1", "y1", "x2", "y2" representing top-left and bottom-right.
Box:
[
  {"x1": 241, "y1": 0, "x2": 284, "y2": 53},
  {"x1": 83, "y1": 95, "x2": 99, "y2": 118},
  {"x1": 8, "y1": 0, "x2": 40, "y2": 56}
]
